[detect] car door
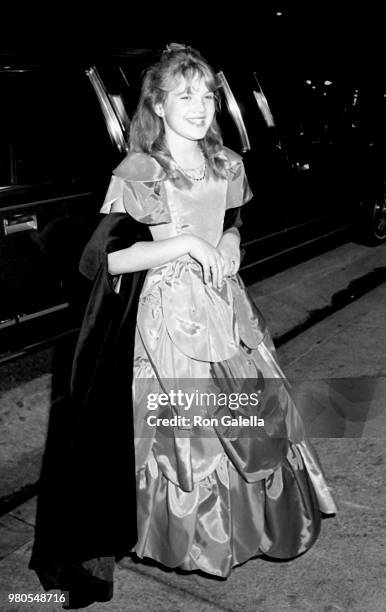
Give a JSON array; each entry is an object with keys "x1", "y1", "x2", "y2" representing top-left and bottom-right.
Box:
[{"x1": 0, "y1": 61, "x2": 126, "y2": 354}]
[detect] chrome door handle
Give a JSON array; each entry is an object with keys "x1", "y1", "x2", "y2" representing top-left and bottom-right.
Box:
[{"x1": 3, "y1": 213, "x2": 38, "y2": 235}]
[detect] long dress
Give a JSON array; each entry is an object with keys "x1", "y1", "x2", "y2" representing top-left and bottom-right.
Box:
[{"x1": 102, "y1": 147, "x2": 337, "y2": 578}]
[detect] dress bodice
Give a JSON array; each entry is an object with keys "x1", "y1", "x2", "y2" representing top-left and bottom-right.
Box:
[
  {"x1": 135, "y1": 170, "x2": 266, "y2": 364},
  {"x1": 149, "y1": 171, "x2": 227, "y2": 246},
  {"x1": 100, "y1": 150, "x2": 263, "y2": 362}
]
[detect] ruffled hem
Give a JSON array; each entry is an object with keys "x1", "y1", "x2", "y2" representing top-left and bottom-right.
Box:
[{"x1": 134, "y1": 440, "x2": 337, "y2": 578}]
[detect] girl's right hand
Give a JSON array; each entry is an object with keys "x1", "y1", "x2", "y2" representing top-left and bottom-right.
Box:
[{"x1": 187, "y1": 235, "x2": 224, "y2": 288}]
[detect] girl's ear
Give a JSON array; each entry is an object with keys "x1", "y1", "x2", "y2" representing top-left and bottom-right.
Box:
[{"x1": 154, "y1": 103, "x2": 165, "y2": 117}]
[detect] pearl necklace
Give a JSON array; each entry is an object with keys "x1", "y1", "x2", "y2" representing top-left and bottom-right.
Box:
[{"x1": 175, "y1": 155, "x2": 207, "y2": 182}]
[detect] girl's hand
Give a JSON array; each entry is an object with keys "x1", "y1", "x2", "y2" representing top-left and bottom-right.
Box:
[
  {"x1": 187, "y1": 235, "x2": 224, "y2": 288},
  {"x1": 217, "y1": 230, "x2": 241, "y2": 277}
]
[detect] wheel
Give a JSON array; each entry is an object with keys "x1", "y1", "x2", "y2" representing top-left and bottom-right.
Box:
[
  {"x1": 371, "y1": 183, "x2": 386, "y2": 242},
  {"x1": 355, "y1": 183, "x2": 386, "y2": 245}
]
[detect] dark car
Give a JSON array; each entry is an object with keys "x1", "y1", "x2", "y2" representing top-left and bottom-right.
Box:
[
  {"x1": 214, "y1": 64, "x2": 386, "y2": 276},
  {"x1": 0, "y1": 51, "x2": 156, "y2": 360},
  {"x1": 1, "y1": 50, "x2": 385, "y2": 361}
]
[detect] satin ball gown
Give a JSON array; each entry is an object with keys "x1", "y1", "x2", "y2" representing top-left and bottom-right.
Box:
[{"x1": 101, "y1": 148, "x2": 337, "y2": 578}]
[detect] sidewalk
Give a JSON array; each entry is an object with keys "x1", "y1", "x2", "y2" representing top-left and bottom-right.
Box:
[{"x1": 0, "y1": 242, "x2": 385, "y2": 611}]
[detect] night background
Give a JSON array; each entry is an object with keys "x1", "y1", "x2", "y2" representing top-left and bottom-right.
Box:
[
  {"x1": 0, "y1": 4, "x2": 385, "y2": 611},
  {"x1": 2, "y1": 4, "x2": 384, "y2": 75}
]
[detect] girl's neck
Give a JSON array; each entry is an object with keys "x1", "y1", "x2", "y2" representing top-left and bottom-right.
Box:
[{"x1": 166, "y1": 138, "x2": 203, "y2": 167}]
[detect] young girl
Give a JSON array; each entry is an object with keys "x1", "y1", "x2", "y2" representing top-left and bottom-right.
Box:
[
  {"x1": 102, "y1": 43, "x2": 337, "y2": 576},
  {"x1": 30, "y1": 43, "x2": 337, "y2": 608}
]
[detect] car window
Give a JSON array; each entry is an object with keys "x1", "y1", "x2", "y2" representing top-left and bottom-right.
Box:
[
  {"x1": 86, "y1": 66, "x2": 129, "y2": 154},
  {"x1": 116, "y1": 51, "x2": 159, "y2": 119},
  {"x1": 216, "y1": 71, "x2": 251, "y2": 153},
  {"x1": 215, "y1": 70, "x2": 285, "y2": 156},
  {"x1": 8, "y1": 68, "x2": 116, "y2": 186},
  {"x1": 252, "y1": 75, "x2": 276, "y2": 128}
]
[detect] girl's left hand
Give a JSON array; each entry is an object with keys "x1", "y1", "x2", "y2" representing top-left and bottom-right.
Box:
[{"x1": 217, "y1": 230, "x2": 241, "y2": 278}]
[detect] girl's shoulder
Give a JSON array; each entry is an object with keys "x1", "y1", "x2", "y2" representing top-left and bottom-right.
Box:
[
  {"x1": 220, "y1": 147, "x2": 253, "y2": 209},
  {"x1": 220, "y1": 146, "x2": 244, "y2": 168},
  {"x1": 113, "y1": 152, "x2": 167, "y2": 183},
  {"x1": 102, "y1": 152, "x2": 171, "y2": 223}
]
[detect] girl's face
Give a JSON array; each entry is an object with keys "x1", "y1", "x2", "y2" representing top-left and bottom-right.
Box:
[{"x1": 155, "y1": 74, "x2": 216, "y2": 145}]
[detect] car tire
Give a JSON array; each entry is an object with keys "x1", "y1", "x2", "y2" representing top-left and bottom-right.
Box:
[{"x1": 355, "y1": 183, "x2": 386, "y2": 245}]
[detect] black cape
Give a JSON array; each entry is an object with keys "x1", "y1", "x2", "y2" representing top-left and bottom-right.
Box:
[{"x1": 29, "y1": 207, "x2": 242, "y2": 609}]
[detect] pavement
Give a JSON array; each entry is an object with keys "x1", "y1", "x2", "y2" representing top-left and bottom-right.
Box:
[{"x1": 0, "y1": 240, "x2": 385, "y2": 611}]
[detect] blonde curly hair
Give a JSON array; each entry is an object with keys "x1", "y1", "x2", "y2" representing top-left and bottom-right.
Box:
[{"x1": 129, "y1": 43, "x2": 227, "y2": 178}]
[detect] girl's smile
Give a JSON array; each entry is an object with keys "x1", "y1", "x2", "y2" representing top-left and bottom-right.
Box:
[{"x1": 155, "y1": 75, "x2": 216, "y2": 145}]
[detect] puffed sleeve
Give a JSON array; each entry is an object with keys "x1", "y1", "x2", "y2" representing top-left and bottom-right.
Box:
[
  {"x1": 99, "y1": 152, "x2": 172, "y2": 225},
  {"x1": 224, "y1": 146, "x2": 253, "y2": 210}
]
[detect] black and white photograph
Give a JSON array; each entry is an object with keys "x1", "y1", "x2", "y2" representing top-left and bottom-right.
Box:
[{"x1": 0, "y1": 6, "x2": 385, "y2": 611}]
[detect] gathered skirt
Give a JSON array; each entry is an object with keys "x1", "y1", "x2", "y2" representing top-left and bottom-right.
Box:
[{"x1": 131, "y1": 261, "x2": 337, "y2": 577}]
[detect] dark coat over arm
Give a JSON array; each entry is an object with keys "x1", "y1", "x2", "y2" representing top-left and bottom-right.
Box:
[{"x1": 29, "y1": 213, "x2": 152, "y2": 609}]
